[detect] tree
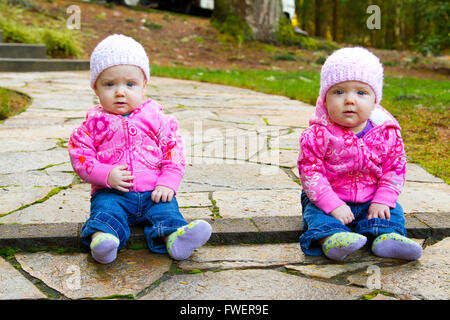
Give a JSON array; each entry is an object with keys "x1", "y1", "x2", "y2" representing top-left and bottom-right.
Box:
[
  {"x1": 314, "y1": 0, "x2": 322, "y2": 37},
  {"x1": 213, "y1": 0, "x2": 283, "y2": 42},
  {"x1": 332, "y1": 0, "x2": 338, "y2": 41}
]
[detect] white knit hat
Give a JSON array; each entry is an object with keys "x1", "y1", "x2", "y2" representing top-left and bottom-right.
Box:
[
  {"x1": 320, "y1": 47, "x2": 384, "y2": 103},
  {"x1": 90, "y1": 34, "x2": 150, "y2": 89}
]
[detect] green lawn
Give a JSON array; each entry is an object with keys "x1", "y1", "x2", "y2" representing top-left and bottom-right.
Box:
[
  {"x1": 0, "y1": 87, "x2": 30, "y2": 121},
  {"x1": 152, "y1": 66, "x2": 450, "y2": 183}
]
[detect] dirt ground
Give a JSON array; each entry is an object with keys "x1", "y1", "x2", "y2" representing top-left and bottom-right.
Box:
[{"x1": 31, "y1": 0, "x2": 450, "y2": 80}]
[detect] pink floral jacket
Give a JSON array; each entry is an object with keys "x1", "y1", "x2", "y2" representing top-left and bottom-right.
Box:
[
  {"x1": 69, "y1": 99, "x2": 185, "y2": 195},
  {"x1": 297, "y1": 97, "x2": 406, "y2": 214}
]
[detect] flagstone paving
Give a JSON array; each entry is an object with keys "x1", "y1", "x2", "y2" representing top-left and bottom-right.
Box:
[{"x1": 0, "y1": 71, "x2": 448, "y2": 301}]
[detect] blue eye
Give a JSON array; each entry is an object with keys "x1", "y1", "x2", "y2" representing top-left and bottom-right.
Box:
[
  {"x1": 336, "y1": 90, "x2": 344, "y2": 95},
  {"x1": 106, "y1": 82, "x2": 114, "y2": 87},
  {"x1": 357, "y1": 90, "x2": 367, "y2": 95},
  {"x1": 127, "y1": 82, "x2": 135, "y2": 87}
]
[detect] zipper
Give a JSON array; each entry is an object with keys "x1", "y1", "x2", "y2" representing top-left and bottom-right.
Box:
[
  {"x1": 122, "y1": 117, "x2": 134, "y2": 192},
  {"x1": 353, "y1": 138, "x2": 364, "y2": 203}
]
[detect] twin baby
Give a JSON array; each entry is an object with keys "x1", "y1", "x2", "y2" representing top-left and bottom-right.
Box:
[{"x1": 69, "y1": 34, "x2": 422, "y2": 264}]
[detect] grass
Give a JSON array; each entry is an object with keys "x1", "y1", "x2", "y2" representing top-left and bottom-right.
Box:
[
  {"x1": 382, "y1": 77, "x2": 449, "y2": 183},
  {"x1": 0, "y1": 87, "x2": 31, "y2": 120},
  {"x1": 152, "y1": 66, "x2": 320, "y2": 104},
  {"x1": 151, "y1": 65, "x2": 450, "y2": 183}
]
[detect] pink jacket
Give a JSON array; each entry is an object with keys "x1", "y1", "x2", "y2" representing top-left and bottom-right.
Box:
[
  {"x1": 69, "y1": 99, "x2": 185, "y2": 195},
  {"x1": 297, "y1": 97, "x2": 406, "y2": 214}
]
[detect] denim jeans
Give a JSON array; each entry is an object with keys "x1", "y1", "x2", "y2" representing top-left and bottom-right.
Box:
[
  {"x1": 81, "y1": 188, "x2": 188, "y2": 254},
  {"x1": 299, "y1": 191, "x2": 407, "y2": 256}
]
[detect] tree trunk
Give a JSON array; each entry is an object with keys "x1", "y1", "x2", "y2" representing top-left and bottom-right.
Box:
[
  {"x1": 394, "y1": 0, "x2": 402, "y2": 49},
  {"x1": 368, "y1": 0, "x2": 375, "y2": 47},
  {"x1": 332, "y1": 0, "x2": 338, "y2": 41},
  {"x1": 213, "y1": 0, "x2": 283, "y2": 42},
  {"x1": 314, "y1": 0, "x2": 322, "y2": 37}
]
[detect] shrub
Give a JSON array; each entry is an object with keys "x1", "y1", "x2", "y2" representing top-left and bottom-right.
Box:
[
  {"x1": 143, "y1": 22, "x2": 162, "y2": 30},
  {"x1": 3, "y1": 0, "x2": 41, "y2": 12},
  {"x1": 40, "y1": 29, "x2": 83, "y2": 58},
  {"x1": 0, "y1": 15, "x2": 38, "y2": 43},
  {"x1": 298, "y1": 36, "x2": 319, "y2": 50},
  {"x1": 0, "y1": 15, "x2": 83, "y2": 58},
  {"x1": 211, "y1": 14, "x2": 253, "y2": 43},
  {"x1": 272, "y1": 52, "x2": 297, "y2": 61},
  {"x1": 277, "y1": 17, "x2": 301, "y2": 46}
]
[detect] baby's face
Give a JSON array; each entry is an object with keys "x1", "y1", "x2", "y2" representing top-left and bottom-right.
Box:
[
  {"x1": 325, "y1": 81, "x2": 376, "y2": 133},
  {"x1": 94, "y1": 65, "x2": 147, "y2": 115}
]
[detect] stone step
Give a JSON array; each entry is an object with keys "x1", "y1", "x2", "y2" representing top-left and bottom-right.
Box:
[
  {"x1": 0, "y1": 58, "x2": 89, "y2": 72},
  {"x1": 0, "y1": 213, "x2": 447, "y2": 250},
  {"x1": 0, "y1": 43, "x2": 47, "y2": 59},
  {"x1": 1, "y1": 238, "x2": 449, "y2": 300}
]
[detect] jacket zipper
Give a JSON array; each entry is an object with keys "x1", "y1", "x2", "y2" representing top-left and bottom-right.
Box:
[
  {"x1": 122, "y1": 118, "x2": 134, "y2": 192},
  {"x1": 353, "y1": 136, "x2": 364, "y2": 203}
]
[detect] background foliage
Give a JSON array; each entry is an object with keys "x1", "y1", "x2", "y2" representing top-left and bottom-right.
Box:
[{"x1": 295, "y1": 0, "x2": 449, "y2": 55}]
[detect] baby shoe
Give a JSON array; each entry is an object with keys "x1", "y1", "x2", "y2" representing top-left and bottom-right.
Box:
[
  {"x1": 166, "y1": 220, "x2": 212, "y2": 260},
  {"x1": 90, "y1": 232, "x2": 120, "y2": 264},
  {"x1": 372, "y1": 233, "x2": 422, "y2": 260}
]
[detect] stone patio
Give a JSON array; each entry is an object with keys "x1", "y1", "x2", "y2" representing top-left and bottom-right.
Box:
[{"x1": 0, "y1": 71, "x2": 448, "y2": 301}]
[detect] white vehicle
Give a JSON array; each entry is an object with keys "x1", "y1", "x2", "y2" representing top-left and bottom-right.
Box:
[
  {"x1": 282, "y1": 0, "x2": 296, "y2": 20},
  {"x1": 205, "y1": 0, "x2": 296, "y2": 19},
  {"x1": 119, "y1": 0, "x2": 214, "y2": 13},
  {"x1": 184, "y1": 0, "x2": 213, "y2": 12},
  {"x1": 112, "y1": 0, "x2": 295, "y2": 18},
  {"x1": 122, "y1": 0, "x2": 140, "y2": 6},
  {"x1": 196, "y1": 0, "x2": 213, "y2": 10}
]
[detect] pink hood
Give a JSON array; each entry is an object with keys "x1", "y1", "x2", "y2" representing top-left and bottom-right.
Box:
[
  {"x1": 69, "y1": 99, "x2": 185, "y2": 194},
  {"x1": 298, "y1": 97, "x2": 406, "y2": 213}
]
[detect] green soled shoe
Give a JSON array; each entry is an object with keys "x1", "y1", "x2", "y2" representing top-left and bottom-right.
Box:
[
  {"x1": 322, "y1": 232, "x2": 367, "y2": 261},
  {"x1": 372, "y1": 233, "x2": 422, "y2": 260},
  {"x1": 90, "y1": 233, "x2": 120, "y2": 264},
  {"x1": 166, "y1": 220, "x2": 212, "y2": 260}
]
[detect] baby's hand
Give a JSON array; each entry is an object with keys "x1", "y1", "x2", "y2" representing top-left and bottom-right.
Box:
[
  {"x1": 151, "y1": 185, "x2": 175, "y2": 203},
  {"x1": 330, "y1": 204, "x2": 355, "y2": 225},
  {"x1": 368, "y1": 202, "x2": 390, "y2": 220},
  {"x1": 107, "y1": 165, "x2": 134, "y2": 192}
]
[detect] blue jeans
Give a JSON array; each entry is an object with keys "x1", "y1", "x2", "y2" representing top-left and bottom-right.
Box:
[
  {"x1": 299, "y1": 191, "x2": 407, "y2": 256},
  {"x1": 81, "y1": 189, "x2": 188, "y2": 254}
]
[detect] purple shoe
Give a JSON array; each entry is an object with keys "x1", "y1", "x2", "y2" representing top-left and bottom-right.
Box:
[{"x1": 372, "y1": 233, "x2": 422, "y2": 261}]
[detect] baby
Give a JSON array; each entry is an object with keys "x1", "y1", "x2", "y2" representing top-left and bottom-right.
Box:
[
  {"x1": 69, "y1": 34, "x2": 211, "y2": 264},
  {"x1": 297, "y1": 47, "x2": 422, "y2": 261}
]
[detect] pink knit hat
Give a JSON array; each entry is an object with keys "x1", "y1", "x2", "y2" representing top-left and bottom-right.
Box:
[
  {"x1": 90, "y1": 34, "x2": 150, "y2": 89},
  {"x1": 319, "y1": 47, "x2": 384, "y2": 103}
]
